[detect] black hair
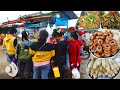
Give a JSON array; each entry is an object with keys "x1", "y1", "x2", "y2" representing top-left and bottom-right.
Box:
[
  {"x1": 22, "y1": 31, "x2": 29, "y2": 41},
  {"x1": 8, "y1": 27, "x2": 17, "y2": 34},
  {"x1": 70, "y1": 31, "x2": 79, "y2": 40},
  {"x1": 52, "y1": 29, "x2": 63, "y2": 37},
  {"x1": 38, "y1": 30, "x2": 48, "y2": 43}
]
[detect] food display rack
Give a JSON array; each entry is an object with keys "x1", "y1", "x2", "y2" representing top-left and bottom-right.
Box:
[
  {"x1": 87, "y1": 57, "x2": 120, "y2": 79},
  {"x1": 86, "y1": 30, "x2": 120, "y2": 79},
  {"x1": 75, "y1": 11, "x2": 120, "y2": 79},
  {"x1": 75, "y1": 11, "x2": 120, "y2": 31},
  {"x1": 75, "y1": 11, "x2": 101, "y2": 30}
]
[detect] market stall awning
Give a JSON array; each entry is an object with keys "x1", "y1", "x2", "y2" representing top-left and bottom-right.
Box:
[
  {"x1": 0, "y1": 13, "x2": 52, "y2": 26},
  {"x1": 0, "y1": 11, "x2": 78, "y2": 28},
  {"x1": 23, "y1": 11, "x2": 77, "y2": 28},
  {"x1": 61, "y1": 11, "x2": 78, "y2": 19}
]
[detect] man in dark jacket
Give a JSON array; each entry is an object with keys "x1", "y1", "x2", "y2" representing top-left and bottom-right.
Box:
[{"x1": 52, "y1": 29, "x2": 67, "y2": 79}]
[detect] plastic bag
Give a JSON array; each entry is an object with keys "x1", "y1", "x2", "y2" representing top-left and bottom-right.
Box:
[
  {"x1": 72, "y1": 68, "x2": 80, "y2": 79},
  {"x1": 46, "y1": 23, "x2": 53, "y2": 36}
]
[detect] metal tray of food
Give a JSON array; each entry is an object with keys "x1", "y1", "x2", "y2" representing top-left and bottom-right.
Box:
[
  {"x1": 101, "y1": 11, "x2": 120, "y2": 29},
  {"x1": 87, "y1": 59, "x2": 120, "y2": 79},
  {"x1": 89, "y1": 50, "x2": 120, "y2": 60},
  {"x1": 75, "y1": 11, "x2": 101, "y2": 30}
]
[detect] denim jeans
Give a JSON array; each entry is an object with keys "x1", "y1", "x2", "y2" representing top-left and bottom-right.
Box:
[
  {"x1": 18, "y1": 60, "x2": 33, "y2": 79},
  {"x1": 8, "y1": 54, "x2": 15, "y2": 63},
  {"x1": 33, "y1": 63, "x2": 50, "y2": 79},
  {"x1": 66, "y1": 54, "x2": 70, "y2": 68}
]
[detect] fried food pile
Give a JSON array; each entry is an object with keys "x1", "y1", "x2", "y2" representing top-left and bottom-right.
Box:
[{"x1": 89, "y1": 31, "x2": 118, "y2": 58}]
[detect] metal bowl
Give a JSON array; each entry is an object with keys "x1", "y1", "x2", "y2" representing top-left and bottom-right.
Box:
[
  {"x1": 87, "y1": 59, "x2": 120, "y2": 79},
  {"x1": 89, "y1": 50, "x2": 120, "y2": 60}
]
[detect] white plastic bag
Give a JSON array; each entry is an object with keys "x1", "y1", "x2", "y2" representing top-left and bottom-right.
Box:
[
  {"x1": 72, "y1": 68, "x2": 80, "y2": 79},
  {"x1": 46, "y1": 23, "x2": 53, "y2": 36}
]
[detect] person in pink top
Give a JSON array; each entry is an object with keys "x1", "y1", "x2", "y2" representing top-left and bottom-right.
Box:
[{"x1": 29, "y1": 30, "x2": 55, "y2": 79}]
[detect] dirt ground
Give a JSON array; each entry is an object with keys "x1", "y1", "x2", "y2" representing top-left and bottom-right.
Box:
[
  {"x1": 0, "y1": 45, "x2": 89, "y2": 79},
  {"x1": 0, "y1": 45, "x2": 12, "y2": 79},
  {"x1": 0, "y1": 45, "x2": 120, "y2": 79}
]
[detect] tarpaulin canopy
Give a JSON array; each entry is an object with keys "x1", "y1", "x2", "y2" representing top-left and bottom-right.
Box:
[
  {"x1": 1, "y1": 13, "x2": 52, "y2": 26},
  {"x1": 0, "y1": 11, "x2": 78, "y2": 29},
  {"x1": 24, "y1": 23, "x2": 44, "y2": 28},
  {"x1": 56, "y1": 17, "x2": 68, "y2": 26}
]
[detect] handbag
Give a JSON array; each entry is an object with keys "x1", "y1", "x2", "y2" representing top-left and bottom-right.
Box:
[
  {"x1": 52, "y1": 66, "x2": 60, "y2": 78},
  {"x1": 33, "y1": 43, "x2": 46, "y2": 56}
]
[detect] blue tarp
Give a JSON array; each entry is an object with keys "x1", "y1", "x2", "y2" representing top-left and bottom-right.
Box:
[
  {"x1": 56, "y1": 18, "x2": 68, "y2": 26},
  {"x1": 24, "y1": 23, "x2": 54, "y2": 29},
  {"x1": 24, "y1": 17, "x2": 68, "y2": 29},
  {"x1": 24, "y1": 23, "x2": 43, "y2": 28}
]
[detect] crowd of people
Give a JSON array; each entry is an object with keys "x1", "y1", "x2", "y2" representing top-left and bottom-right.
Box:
[{"x1": 1, "y1": 26, "x2": 92, "y2": 79}]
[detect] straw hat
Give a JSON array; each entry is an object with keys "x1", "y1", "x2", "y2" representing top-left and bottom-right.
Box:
[
  {"x1": 67, "y1": 27, "x2": 76, "y2": 32},
  {"x1": 5, "y1": 62, "x2": 18, "y2": 77}
]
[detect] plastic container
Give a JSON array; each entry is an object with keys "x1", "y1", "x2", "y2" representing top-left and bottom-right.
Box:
[{"x1": 52, "y1": 66, "x2": 60, "y2": 78}]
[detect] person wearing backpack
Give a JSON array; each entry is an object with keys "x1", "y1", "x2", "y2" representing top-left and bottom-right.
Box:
[
  {"x1": 16, "y1": 31, "x2": 33, "y2": 79},
  {"x1": 29, "y1": 30, "x2": 55, "y2": 79}
]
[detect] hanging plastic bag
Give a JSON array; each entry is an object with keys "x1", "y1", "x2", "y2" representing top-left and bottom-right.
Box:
[
  {"x1": 72, "y1": 68, "x2": 80, "y2": 79},
  {"x1": 52, "y1": 66, "x2": 60, "y2": 78},
  {"x1": 52, "y1": 24, "x2": 57, "y2": 31},
  {"x1": 46, "y1": 23, "x2": 53, "y2": 36}
]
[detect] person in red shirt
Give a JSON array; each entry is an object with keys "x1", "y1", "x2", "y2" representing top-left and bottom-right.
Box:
[
  {"x1": 77, "y1": 29, "x2": 84, "y2": 36},
  {"x1": 67, "y1": 31, "x2": 82, "y2": 71},
  {"x1": 67, "y1": 27, "x2": 84, "y2": 36}
]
